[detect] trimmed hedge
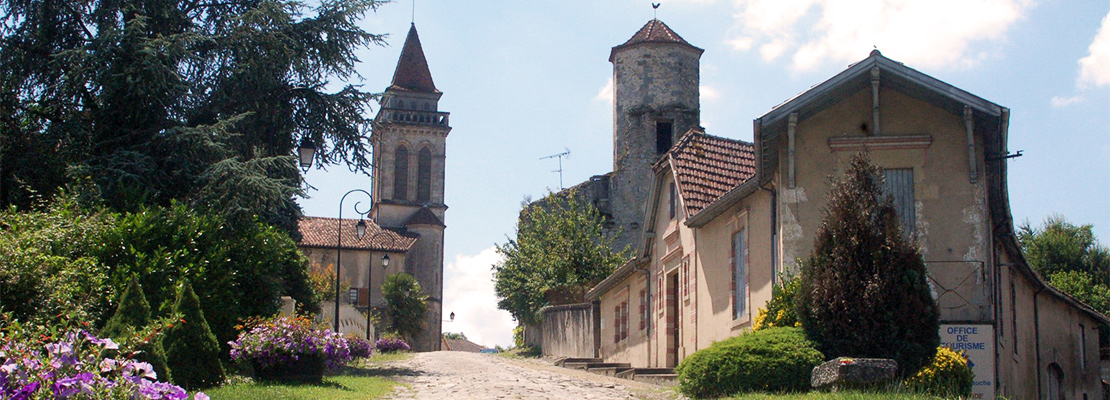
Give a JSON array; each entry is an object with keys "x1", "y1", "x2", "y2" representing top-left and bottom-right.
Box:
[
  {"x1": 164, "y1": 281, "x2": 225, "y2": 389},
  {"x1": 675, "y1": 327, "x2": 824, "y2": 398}
]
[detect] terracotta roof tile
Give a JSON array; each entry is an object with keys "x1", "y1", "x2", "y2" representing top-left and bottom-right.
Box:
[
  {"x1": 297, "y1": 216, "x2": 416, "y2": 252},
  {"x1": 610, "y1": 19, "x2": 702, "y2": 61},
  {"x1": 666, "y1": 131, "x2": 756, "y2": 216},
  {"x1": 405, "y1": 207, "x2": 445, "y2": 227},
  {"x1": 389, "y1": 24, "x2": 438, "y2": 94}
]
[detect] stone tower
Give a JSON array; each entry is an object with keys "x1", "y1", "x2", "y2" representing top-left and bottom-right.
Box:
[
  {"x1": 606, "y1": 19, "x2": 702, "y2": 251},
  {"x1": 371, "y1": 23, "x2": 450, "y2": 352}
]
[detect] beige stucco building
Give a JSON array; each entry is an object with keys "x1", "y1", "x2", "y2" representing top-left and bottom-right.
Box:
[{"x1": 570, "y1": 19, "x2": 1110, "y2": 400}]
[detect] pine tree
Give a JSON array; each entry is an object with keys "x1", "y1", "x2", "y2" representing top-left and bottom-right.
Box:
[
  {"x1": 796, "y1": 152, "x2": 939, "y2": 376},
  {"x1": 100, "y1": 274, "x2": 172, "y2": 382},
  {"x1": 163, "y1": 281, "x2": 225, "y2": 389}
]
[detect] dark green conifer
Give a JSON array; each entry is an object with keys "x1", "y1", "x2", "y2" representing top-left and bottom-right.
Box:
[
  {"x1": 100, "y1": 274, "x2": 172, "y2": 382},
  {"x1": 163, "y1": 281, "x2": 225, "y2": 389},
  {"x1": 796, "y1": 152, "x2": 940, "y2": 376}
]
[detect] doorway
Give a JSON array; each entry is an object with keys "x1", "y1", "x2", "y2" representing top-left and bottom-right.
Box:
[{"x1": 667, "y1": 272, "x2": 680, "y2": 367}]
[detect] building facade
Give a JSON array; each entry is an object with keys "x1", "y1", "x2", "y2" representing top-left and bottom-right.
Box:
[
  {"x1": 298, "y1": 23, "x2": 449, "y2": 352},
  {"x1": 576, "y1": 20, "x2": 1107, "y2": 400}
]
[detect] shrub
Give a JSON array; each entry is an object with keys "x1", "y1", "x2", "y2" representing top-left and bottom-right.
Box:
[
  {"x1": 753, "y1": 272, "x2": 802, "y2": 331},
  {"x1": 163, "y1": 281, "x2": 225, "y2": 390},
  {"x1": 796, "y1": 152, "x2": 939, "y2": 376},
  {"x1": 0, "y1": 318, "x2": 208, "y2": 400},
  {"x1": 347, "y1": 335, "x2": 373, "y2": 358},
  {"x1": 675, "y1": 327, "x2": 824, "y2": 398},
  {"x1": 374, "y1": 338, "x2": 411, "y2": 353},
  {"x1": 100, "y1": 274, "x2": 172, "y2": 383},
  {"x1": 229, "y1": 316, "x2": 352, "y2": 373},
  {"x1": 903, "y1": 346, "x2": 974, "y2": 397}
]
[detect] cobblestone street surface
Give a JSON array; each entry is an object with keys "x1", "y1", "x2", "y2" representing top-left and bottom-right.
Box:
[{"x1": 378, "y1": 351, "x2": 678, "y2": 400}]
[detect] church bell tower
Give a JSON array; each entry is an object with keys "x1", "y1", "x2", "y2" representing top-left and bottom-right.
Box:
[{"x1": 371, "y1": 23, "x2": 449, "y2": 351}]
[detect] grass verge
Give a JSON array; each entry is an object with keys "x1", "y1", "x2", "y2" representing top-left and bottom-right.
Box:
[
  {"x1": 730, "y1": 391, "x2": 959, "y2": 400},
  {"x1": 202, "y1": 353, "x2": 414, "y2": 400}
]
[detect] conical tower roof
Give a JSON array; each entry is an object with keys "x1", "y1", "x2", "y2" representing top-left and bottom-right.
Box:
[
  {"x1": 610, "y1": 19, "x2": 702, "y2": 61},
  {"x1": 389, "y1": 24, "x2": 438, "y2": 93}
]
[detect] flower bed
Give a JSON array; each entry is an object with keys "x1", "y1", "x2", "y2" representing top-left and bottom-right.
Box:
[
  {"x1": 0, "y1": 326, "x2": 206, "y2": 400},
  {"x1": 374, "y1": 338, "x2": 410, "y2": 353},
  {"x1": 347, "y1": 336, "x2": 373, "y2": 359},
  {"x1": 228, "y1": 317, "x2": 351, "y2": 382}
]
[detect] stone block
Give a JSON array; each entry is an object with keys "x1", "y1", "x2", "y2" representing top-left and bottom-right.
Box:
[{"x1": 811, "y1": 357, "x2": 897, "y2": 390}]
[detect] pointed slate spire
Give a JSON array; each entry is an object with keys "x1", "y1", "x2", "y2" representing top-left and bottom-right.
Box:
[
  {"x1": 610, "y1": 19, "x2": 702, "y2": 61},
  {"x1": 389, "y1": 24, "x2": 438, "y2": 93}
]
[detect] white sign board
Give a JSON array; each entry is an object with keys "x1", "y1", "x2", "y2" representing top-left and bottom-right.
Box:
[{"x1": 940, "y1": 324, "x2": 995, "y2": 400}]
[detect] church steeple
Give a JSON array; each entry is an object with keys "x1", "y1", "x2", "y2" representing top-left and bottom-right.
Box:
[{"x1": 389, "y1": 24, "x2": 438, "y2": 94}]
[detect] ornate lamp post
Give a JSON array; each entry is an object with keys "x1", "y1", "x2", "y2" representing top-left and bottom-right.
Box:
[
  {"x1": 368, "y1": 254, "x2": 390, "y2": 340},
  {"x1": 335, "y1": 189, "x2": 372, "y2": 334}
]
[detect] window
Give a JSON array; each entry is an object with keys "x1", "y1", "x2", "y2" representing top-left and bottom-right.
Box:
[
  {"x1": 656, "y1": 121, "x2": 673, "y2": 154},
  {"x1": 417, "y1": 147, "x2": 432, "y2": 202},
  {"x1": 882, "y1": 169, "x2": 915, "y2": 237},
  {"x1": 613, "y1": 302, "x2": 629, "y2": 343},
  {"x1": 621, "y1": 301, "x2": 629, "y2": 341},
  {"x1": 393, "y1": 146, "x2": 409, "y2": 200},
  {"x1": 639, "y1": 289, "x2": 647, "y2": 331},
  {"x1": 732, "y1": 228, "x2": 748, "y2": 319}
]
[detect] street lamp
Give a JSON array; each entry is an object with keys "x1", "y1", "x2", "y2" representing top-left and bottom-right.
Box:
[
  {"x1": 335, "y1": 189, "x2": 372, "y2": 334},
  {"x1": 297, "y1": 138, "x2": 316, "y2": 173},
  {"x1": 368, "y1": 254, "x2": 390, "y2": 340}
]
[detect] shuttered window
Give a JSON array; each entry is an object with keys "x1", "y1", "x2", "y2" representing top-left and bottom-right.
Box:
[{"x1": 882, "y1": 169, "x2": 915, "y2": 237}]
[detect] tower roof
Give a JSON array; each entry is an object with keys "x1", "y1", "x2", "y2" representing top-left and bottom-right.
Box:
[
  {"x1": 389, "y1": 24, "x2": 438, "y2": 94},
  {"x1": 610, "y1": 19, "x2": 703, "y2": 61}
]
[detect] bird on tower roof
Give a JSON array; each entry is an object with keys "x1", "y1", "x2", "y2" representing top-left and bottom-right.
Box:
[{"x1": 389, "y1": 23, "x2": 438, "y2": 94}]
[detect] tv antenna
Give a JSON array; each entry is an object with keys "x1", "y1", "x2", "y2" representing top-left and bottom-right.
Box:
[{"x1": 540, "y1": 148, "x2": 571, "y2": 189}]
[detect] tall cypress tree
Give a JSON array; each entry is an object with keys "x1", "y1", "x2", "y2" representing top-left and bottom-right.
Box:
[
  {"x1": 100, "y1": 274, "x2": 172, "y2": 382},
  {"x1": 163, "y1": 281, "x2": 225, "y2": 390},
  {"x1": 796, "y1": 152, "x2": 939, "y2": 376}
]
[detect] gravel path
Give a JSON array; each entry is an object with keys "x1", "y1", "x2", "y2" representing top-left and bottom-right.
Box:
[{"x1": 376, "y1": 351, "x2": 678, "y2": 400}]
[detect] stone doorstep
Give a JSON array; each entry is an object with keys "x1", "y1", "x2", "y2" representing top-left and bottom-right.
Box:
[{"x1": 555, "y1": 357, "x2": 603, "y2": 368}]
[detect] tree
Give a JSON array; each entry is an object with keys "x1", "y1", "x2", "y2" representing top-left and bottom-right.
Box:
[
  {"x1": 1019, "y1": 216, "x2": 1110, "y2": 284},
  {"x1": 493, "y1": 190, "x2": 628, "y2": 325},
  {"x1": 163, "y1": 281, "x2": 225, "y2": 390},
  {"x1": 0, "y1": 0, "x2": 387, "y2": 230},
  {"x1": 378, "y1": 273, "x2": 428, "y2": 343},
  {"x1": 796, "y1": 152, "x2": 939, "y2": 376},
  {"x1": 442, "y1": 332, "x2": 467, "y2": 340},
  {"x1": 99, "y1": 274, "x2": 172, "y2": 382}
]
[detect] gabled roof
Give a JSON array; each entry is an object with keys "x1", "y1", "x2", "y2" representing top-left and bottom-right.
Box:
[
  {"x1": 404, "y1": 206, "x2": 445, "y2": 228},
  {"x1": 610, "y1": 19, "x2": 703, "y2": 61},
  {"x1": 659, "y1": 130, "x2": 756, "y2": 216},
  {"x1": 440, "y1": 337, "x2": 485, "y2": 353},
  {"x1": 389, "y1": 24, "x2": 438, "y2": 94},
  {"x1": 297, "y1": 216, "x2": 417, "y2": 252}
]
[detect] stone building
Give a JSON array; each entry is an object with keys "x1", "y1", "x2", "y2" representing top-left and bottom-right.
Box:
[
  {"x1": 298, "y1": 23, "x2": 449, "y2": 352},
  {"x1": 544, "y1": 19, "x2": 1109, "y2": 400}
]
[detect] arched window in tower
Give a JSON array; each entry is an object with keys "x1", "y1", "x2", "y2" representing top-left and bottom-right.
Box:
[
  {"x1": 656, "y1": 120, "x2": 674, "y2": 154},
  {"x1": 394, "y1": 146, "x2": 409, "y2": 200},
  {"x1": 417, "y1": 147, "x2": 432, "y2": 202}
]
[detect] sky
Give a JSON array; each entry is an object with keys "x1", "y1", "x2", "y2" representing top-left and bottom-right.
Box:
[{"x1": 299, "y1": 0, "x2": 1110, "y2": 348}]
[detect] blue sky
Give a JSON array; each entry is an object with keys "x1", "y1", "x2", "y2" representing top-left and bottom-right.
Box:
[{"x1": 300, "y1": 0, "x2": 1110, "y2": 347}]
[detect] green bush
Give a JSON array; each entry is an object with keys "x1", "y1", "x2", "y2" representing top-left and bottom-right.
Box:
[
  {"x1": 100, "y1": 274, "x2": 172, "y2": 382},
  {"x1": 163, "y1": 281, "x2": 226, "y2": 390},
  {"x1": 378, "y1": 273, "x2": 428, "y2": 343},
  {"x1": 903, "y1": 346, "x2": 973, "y2": 398},
  {"x1": 675, "y1": 327, "x2": 824, "y2": 398},
  {"x1": 796, "y1": 153, "x2": 939, "y2": 376}
]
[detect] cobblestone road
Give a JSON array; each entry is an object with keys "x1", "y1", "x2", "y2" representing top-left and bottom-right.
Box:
[{"x1": 377, "y1": 351, "x2": 678, "y2": 400}]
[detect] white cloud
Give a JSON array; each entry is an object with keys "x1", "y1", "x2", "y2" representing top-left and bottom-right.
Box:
[
  {"x1": 442, "y1": 246, "x2": 516, "y2": 348},
  {"x1": 596, "y1": 77, "x2": 614, "y2": 102},
  {"x1": 1051, "y1": 95, "x2": 1085, "y2": 108},
  {"x1": 728, "y1": 0, "x2": 1032, "y2": 71},
  {"x1": 1079, "y1": 10, "x2": 1110, "y2": 88},
  {"x1": 700, "y1": 85, "x2": 720, "y2": 102}
]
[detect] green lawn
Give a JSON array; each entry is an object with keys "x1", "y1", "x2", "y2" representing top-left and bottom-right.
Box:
[{"x1": 202, "y1": 353, "x2": 413, "y2": 400}]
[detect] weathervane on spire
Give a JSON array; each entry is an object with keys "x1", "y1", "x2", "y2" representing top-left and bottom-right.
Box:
[{"x1": 652, "y1": 2, "x2": 660, "y2": 19}]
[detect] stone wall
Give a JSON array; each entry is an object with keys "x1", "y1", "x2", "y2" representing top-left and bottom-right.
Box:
[{"x1": 540, "y1": 303, "x2": 599, "y2": 358}]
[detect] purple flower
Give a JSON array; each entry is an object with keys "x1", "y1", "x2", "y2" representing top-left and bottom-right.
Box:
[{"x1": 194, "y1": 392, "x2": 210, "y2": 400}]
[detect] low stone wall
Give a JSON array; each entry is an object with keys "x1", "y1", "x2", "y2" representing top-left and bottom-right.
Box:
[
  {"x1": 540, "y1": 303, "x2": 599, "y2": 358},
  {"x1": 317, "y1": 302, "x2": 373, "y2": 339}
]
